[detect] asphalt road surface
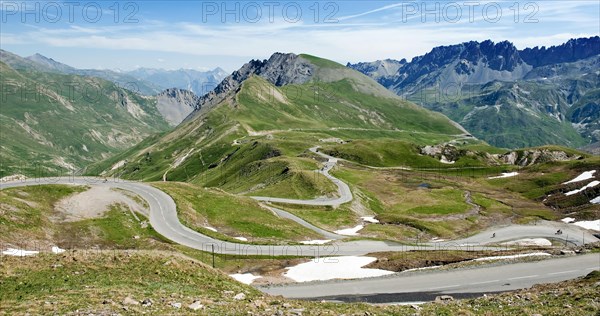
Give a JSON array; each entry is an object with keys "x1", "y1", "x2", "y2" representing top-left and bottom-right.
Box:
[{"x1": 260, "y1": 253, "x2": 599, "y2": 301}]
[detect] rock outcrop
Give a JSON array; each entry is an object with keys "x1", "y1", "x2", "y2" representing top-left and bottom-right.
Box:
[{"x1": 185, "y1": 53, "x2": 314, "y2": 122}]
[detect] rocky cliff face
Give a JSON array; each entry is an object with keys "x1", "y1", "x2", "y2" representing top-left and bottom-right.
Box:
[
  {"x1": 519, "y1": 36, "x2": 600, "y2": 68},
  {"x1": 186, "y1": 53, "x2": 314, "y2": 121},
  {"x1": 348, "y1": 37, "x2": 600, "y2": 148},
  {"x1": 156, "y1": 88, "x2": 200, "y2": 126}
]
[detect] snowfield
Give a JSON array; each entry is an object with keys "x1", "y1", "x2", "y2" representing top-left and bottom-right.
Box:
[
  {"x1": 563, "y1": 170, "x2": 596, "y2": 184},
  {"x1": 230, "y1": 273, "x2": 262, "y2": 285},
  {"x1": 488, "y1": 172, "x2": 519, "y2": 179},
  {"x1": 474, "y1": 252, "x2": 551, "y2": 261},
  {"x1": 361, "y1": 216, "x2": 379, "y2": 223},
  {"x1": 51, "y1": 246, "x2": 65, "y2": 254},
  {"x1": 565, "y1": 180, "x2": 600, "y2": 196},
  {"x1": 300, "y1": 240, "x2": 332, "y2": 245},
  {"x1": 590, "y1": 196, "x2": 600, "y2": 204},
  {"x1": 502, "y1": 238, "x2": 552, "y2": 247},
  {"x1": 284, "y1": 256, "x2": 394, "y2": 282},
  {"x1": 561, "y1": 217, "x2": 576, "y2": 223},
  {"x1": 572, "y1": 220, "x2": 600, "y2": 231},
  {"x1": 2, "y1": 248, "x2": 39, "y2": 257},
  {"x1": 334, "y1": 225, "x2": 364, "y2": 236}
]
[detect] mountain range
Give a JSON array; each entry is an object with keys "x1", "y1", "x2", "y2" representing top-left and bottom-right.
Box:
[
  {"x1": 0, "y1": 50, "x2": 228, "y2": 96},
  {"x1": 348, "y1": 36, "x2": 600, "y2": 149},
  {"x1": 90, "y1": 53, "x2": 470, "y2": 193},
  {"x1": 0, "y1": 51, "x2": 227, "y2": 176}
]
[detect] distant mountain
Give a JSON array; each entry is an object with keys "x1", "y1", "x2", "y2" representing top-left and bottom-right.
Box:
[
  {"x1": 155, "y1": 88, "x2": 200, "y2": 126},
  {"x1": 0, "y1": 57, "x2": 170, "y2": 176},
  {"x1": 26, "y1": 53, "x2": 77, "y2": 73},
  {"x1": 348, "y1": 36, "x2": 600, "y2": 149},
  {"x1": 0, "y1": 50, "x2": 228, "y2": 96},
  {"x1": 125, "y1": 67, "x2": 228, "y2": 97}
]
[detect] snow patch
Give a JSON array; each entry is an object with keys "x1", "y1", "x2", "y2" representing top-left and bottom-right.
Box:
[
  {"x1": 564, "y1": 170, "x2": 596, "y2": 184},
  {"x1": 334, "y1": 225, "x2": 364, "y2": 236},
  {"x1": 2, "y1": 248, "x2": 39, "y2": 257},
  {"x1": 230, "y1": 273, "x2": 262, "y2": 285},
  {"x1": 300, "y1": 240, "x2": 332, "y2": 245},
  {"x1": 488, "y1": 172, "x2": 519, "y2": 179},
  {"x1": 561, "y1": 217, "x2": 576, "y2": 223},
  {"x1": 591, "y1": 196, "x2": 600, "y2": 204},
  {"x1": 572, "y1": 220, "x2": 600, "y2": 231},
  {"x1": 502, "y1": 238, "x2": 552, "y2": 247},
  {"x1": 51, "y1": 246, "x2": 65, "y2": 254},
  {"x1": 440, "y1": 155, "x2": 455, "y2": 164},
  {"x1": 361, "y1": 216, "x2": 379, "y2": 223},
  {"x1": 565, "y1": 180, "x2": 600, "y2": 196},
  {"x1": 403, "y1": 265, "x2": 442, "y2": 272},
  {"x1": 234, "y1": 237, "x2": 248, "y2": 242},
  {"x1": 204, "y1": 226, "x2": 217, "y2": 232},
  {"x1": 474, "y1": 252, "x2": 551, "y2": 261},
  {"x1": 284, "y1": 256, "x2": 394, "y2": 282}
]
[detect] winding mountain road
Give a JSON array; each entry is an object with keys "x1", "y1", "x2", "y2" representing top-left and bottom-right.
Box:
[
  {"x1": 261, "y1": 253, "x2": 599, "y2": 301},
  {"x1": 1, "y1": 177, "x2": 596, "y2": 256},
  {"x1": 250, "y1": 147, "x2": 352, "y2": 206},
  {"x1": 1, "y1": 147, "x2": 598, "y2": 301}
]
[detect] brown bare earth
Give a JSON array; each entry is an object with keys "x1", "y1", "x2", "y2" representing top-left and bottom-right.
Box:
[{"x1": 54, "y1": 186, "x2": 148, "y2": 222}]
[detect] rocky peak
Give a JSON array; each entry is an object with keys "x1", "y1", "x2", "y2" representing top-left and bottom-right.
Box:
[
  {"x1": 186, "y1": 53, "x2": 314, "y2": 120},
  {"x1": 157, "y1": 88, "x2": 200, "y2": 107},
  {"x1": 519, "y1": 36, "x2": 600, "y2": 67},
  {"x1": 156, "y1": 88, "x2": 200, "y2": 126}
]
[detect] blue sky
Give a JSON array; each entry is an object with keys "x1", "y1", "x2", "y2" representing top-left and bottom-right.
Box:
[{"x1": 1, "y1": 1, "x2": 599, "y2": 72}]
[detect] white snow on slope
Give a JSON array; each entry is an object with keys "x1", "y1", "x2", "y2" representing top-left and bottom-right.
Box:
[
  {"x1": 564, "y1": 170, "x2": 596, "y2": 184},
  {"x1": 361, "y1": 216, "x2": 379, "y2": 223},
  {"x1": 51, "y1": 246, "x2": 65, "y2": 254},
  {"x1": 234, "y1": 237, "x2": 248, "y2": 242},
  {"x1": 474, "y1": 252, "x2": 551, "y2": 261},
  {"x1": 502, "y1": 238, "x2": 552, "y2": 247},
  {"x1": 334, "y1": 225, "x2": 364, "y2": 236},
  {"x1": 300, "y1": 240, "x2": 332, "y2": 245},
  {"x1": 565, "y1": 180, "x2": 600, "y2": 196},
  {"x1": 284, "y1": 256, "x2": 394, "y2": 282},
  {"x1": 488, "y1": 172, "x2": 519, "y2": 179},
  {"x1": 204, "y1": 226, "x2": 217, "y2": 232},
  {"x1": 230, "y1": 273, "x2": 262, "y2": 285},
  {"x1": 573, "y1": 220, "x2": 600, "y2": 231},
  {"x1": 590, "y1": 196, "x2": 600, "y2": 204},
  {"x1": 2, "y1": 248, "x2": 39, "y2": 257},
  {"x1": 561, "y1": 217, "x2": 576, "y2": 223}
]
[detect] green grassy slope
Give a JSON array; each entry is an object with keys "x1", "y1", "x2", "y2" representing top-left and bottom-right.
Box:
[
  {"x1": 90, "y1": 54, "x2": 469, "y2": 199},
  {"x1": 0, "y1": 61, "x2": 169, "y2": 177}
]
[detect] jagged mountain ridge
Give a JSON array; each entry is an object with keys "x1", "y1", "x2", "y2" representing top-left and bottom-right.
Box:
[
  {"x1": 155, "y1": 88, "x2": 200, "y2": 126},
  {"x1": 348, "y1": 37, "x2": 600, "y2": 149},
  {"x1": 184, "y1": 53, "x2": 315, "y2": 120}
]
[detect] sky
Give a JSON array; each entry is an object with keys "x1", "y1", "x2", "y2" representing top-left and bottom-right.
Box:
[{"x1": 1, "y1": 0, "x2": 599, "y2": 72}]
